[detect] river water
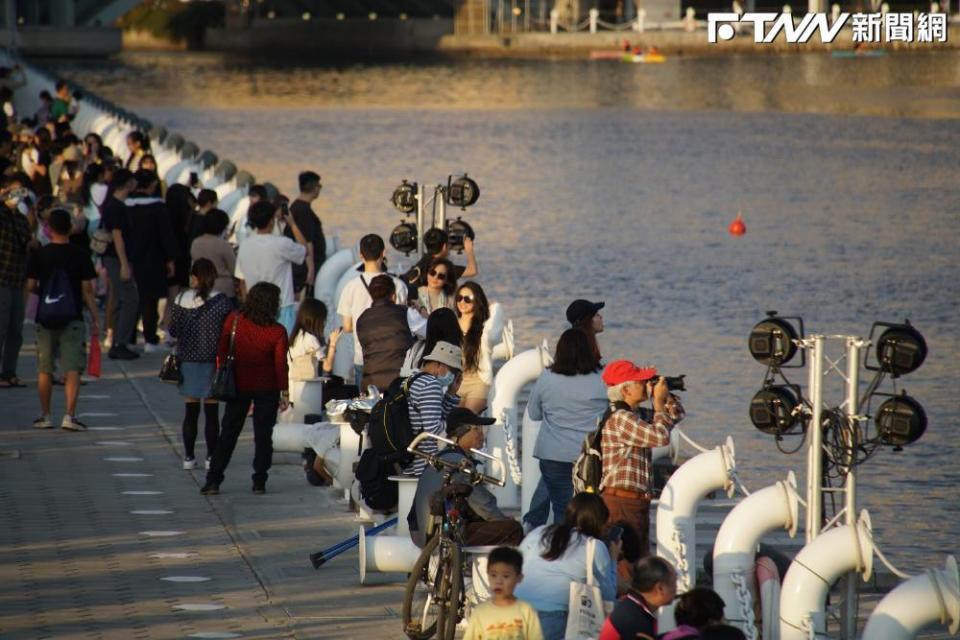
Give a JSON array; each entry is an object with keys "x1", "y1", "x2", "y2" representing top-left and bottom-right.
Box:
[{"x1": 48, "y1": 51, "x2": 959, "y2": 572}]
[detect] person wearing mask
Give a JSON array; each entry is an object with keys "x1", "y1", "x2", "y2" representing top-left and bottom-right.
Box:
[
  {"x1": 415, "y1": 256, "x2": 457, "y2": 316},
  {"x1": 201, "y1": 282, "x2": 289, "y2": 496},
  {"x1": 600, "y1": 360, "x2": 685, "y2": 558},
  {"x1": 283, "y1": 171, "x2": 326, "y2": 298},
  {"x1": 26, "y1": 208, "x2": 100, "y2": 430},
  {"x1": 455, "y1": 281, "x2": 494, "y2": 413},
  {"x1": 337, "y1": 233, "x2": 411, "y2": 388},
  {"x1": 168, "y1": 258, "x2": 233, "y2": 471},
  {"x1": 0, "y1": 196, "x2": 31, "y2": 388},
  {"x1": 403, "y1": 227, "x2": 479, "y2": 298},
  {"x1": 408, "y1": 407, "x2": 524, "y2": 548},
  {"x1": 124, "y1": 130, "x2": 149, "y2": 171},
  {"x1": 599, "y1": 556, "x2": 678, "y2": 640},
  {"x1": 566, "y1": 299, "x2": 605, "y2": 363},
  {"x1": 234, "y1": 199, "x2": 308, "y2": 334},
  {"x1": 100, "y1": 169, "x2": 139, "y2": 360},
  {"x1": 404, "y1": 341, "x2": 462, "y2": 477},
  {"x1": 126, "y1": 169, "x2": 177, "y2": 352},
  {"x1": 190, "y1": 209, "x2": 237, "y2": 302},
  {"x1": 515, "y1": 493, "x2": 620, "y2": 640},
  {"x1": 523, "y1": 328, "x2": 607, "y2": 529},
  {"x1": 356, "y1": 274, "x2": 415, "y2": 393}
]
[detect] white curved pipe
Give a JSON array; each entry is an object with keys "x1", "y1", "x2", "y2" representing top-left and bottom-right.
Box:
[
  {"x1": 317, "y1": 248, "x2": 359, "y2": 311},
  {"x1": 520, "y1": 407, "x2": 542, "y2": 517},
  {"x1": 862, "y1": 556, "x2": 960, "y2": 640},
  {"x1": 287, "y1": 377, "x2": 324, "y2": 424},
  {"x1": 486, "y1": 302, "x2": 506, "y2": 347},
  {"x1": 333, "y1": 260, "x2": 363, "y2": 314},
  {"x1": 491, "y1": 320, "x2": 515, "y2": 363},
  {"x1": 713, "y1": 472, "x2": 799, "y2": 638},
  {"x1": 336, "y1": 421, "x2": 362, "y2": 492},
  {"x1": 272, "y1": 423, "x2": 311, "y2": 452},
  {"x1": 488, "y1": 343, "x2": 553, "y2": 508},
  {"x1": 359, "y1": 526, "x2": 418, "y2": 584},
  {"x1": 657, "y1": 437, "x2": 736, "y2": 632},
  {"x1": 779, "y1": 510, "x2": 875, "y2": 640}
]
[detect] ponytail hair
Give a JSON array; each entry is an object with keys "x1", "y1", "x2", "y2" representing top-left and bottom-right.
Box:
[{"x1": 540, "y1": 493, "x2": 609, "y2": 562}]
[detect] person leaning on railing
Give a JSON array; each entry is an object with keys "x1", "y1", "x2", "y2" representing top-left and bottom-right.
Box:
[{"x1": 599, "y1": 360, "x2": 685, "y2": 558}]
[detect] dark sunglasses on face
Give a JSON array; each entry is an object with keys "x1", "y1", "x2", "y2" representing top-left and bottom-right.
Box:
[
  {"x1": 456, "y1": 294, "x2": 474, "y2": 304},
  {"x1": 428, "y1": 269, "x2": 447, "y2": 280}
]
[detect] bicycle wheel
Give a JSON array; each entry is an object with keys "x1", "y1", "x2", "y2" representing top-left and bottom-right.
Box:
[
  {"x1": 439, "y1": 543, "x2": 463, "y2": 640},
  {"x1": 402, "y1": 534, "x2": 441, "y2": 640}
]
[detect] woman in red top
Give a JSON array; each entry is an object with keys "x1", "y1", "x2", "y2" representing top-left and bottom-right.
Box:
[{"x1": 201, "y1": 282, "x2": 289, "y2": 495}]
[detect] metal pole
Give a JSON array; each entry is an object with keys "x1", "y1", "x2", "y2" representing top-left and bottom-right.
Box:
[
  {"x1": 416, "y1": 183, "x2": 425, "y2": 257},
  {"x1": 840, "y1": 337, "x2": 865, "y2": 639},
  {"x1": 435, "y1": 185, "x2": 447, "y2": 232},
  {"x1": 805, "y1": 334, "x2": 824, "y2": 543}
]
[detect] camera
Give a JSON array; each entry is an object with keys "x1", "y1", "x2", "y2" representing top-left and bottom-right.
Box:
[{"x1": 652, "y1": 375, "x2": 686, "y2": 392}]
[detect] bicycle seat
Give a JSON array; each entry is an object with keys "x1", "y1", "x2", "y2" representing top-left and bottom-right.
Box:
[{"x1": 441, "y1": 482, "x2": 474, "y2": 500}]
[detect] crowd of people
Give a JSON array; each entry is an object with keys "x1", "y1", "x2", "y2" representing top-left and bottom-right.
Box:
[{"x1": 0, "y1": 71, "x2": 758, "y2": 640}]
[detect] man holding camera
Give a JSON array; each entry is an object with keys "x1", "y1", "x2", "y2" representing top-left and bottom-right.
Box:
[{"x1": 600, "y1": 360, "x2": 685, "y2": 558}]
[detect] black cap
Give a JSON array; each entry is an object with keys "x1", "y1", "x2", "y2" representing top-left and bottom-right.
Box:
[
  {"x1": 446, "y1": 408, "x2": 497, "y2": 438},
  {"x1": 566, "y1": 299, "x2": 605, "y2": 326}
]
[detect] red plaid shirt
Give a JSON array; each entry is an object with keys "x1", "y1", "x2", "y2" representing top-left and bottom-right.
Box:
[{"x1": 600, "y1": 396, "x2": 685, "y2": 494}]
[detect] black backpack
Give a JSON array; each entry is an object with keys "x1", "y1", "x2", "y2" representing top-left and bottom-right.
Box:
[
  {"x1": 572, "y1": 401, "x2": 629, "y2": 494},
  {"x1": 356, "y1": 373, "x2": 424, "y2": 510},
  {"x1": 36, "y1": 268, "x2": 78, "y2": 329}
]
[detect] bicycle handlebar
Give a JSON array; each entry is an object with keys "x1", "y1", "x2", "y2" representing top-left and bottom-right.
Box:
[{"x1": 407, "y1": 432, "x2": 506, "y2": 488}]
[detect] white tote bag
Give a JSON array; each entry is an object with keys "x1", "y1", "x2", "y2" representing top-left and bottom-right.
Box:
[{"x1": 564, "y1": 537, "x2": 606, "y2": 640}]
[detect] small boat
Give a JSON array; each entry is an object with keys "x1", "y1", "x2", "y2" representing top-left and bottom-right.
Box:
[
  {"x1": 589, "y1": 50, "x2": 628, "y2": 60},
  {"x1": 622, "y1": 52, "x2": 667, "y2": 63},
  {"x1": 831, "y1": 49, "x2": 888, "y2": 58}
]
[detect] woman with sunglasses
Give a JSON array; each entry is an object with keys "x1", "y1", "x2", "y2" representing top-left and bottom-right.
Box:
[
  {"x1": 455, "y1": 281, "x2": 492, "y2": 413},
  {"x1": 417, "y1": 257, "x2": 456, "y2": 316}
]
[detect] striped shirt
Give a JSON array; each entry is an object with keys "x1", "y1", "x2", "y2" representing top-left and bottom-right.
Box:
[
  {"x1": 405, "y1": 373, "x2": 460, "y2": 476},
  {"x1": 600, "y1": 395, "x2": 685, "y2": 493}
]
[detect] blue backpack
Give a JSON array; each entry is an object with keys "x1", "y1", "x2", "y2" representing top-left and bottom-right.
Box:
[{"x1": 36, "y1": 268, "x2": 78, "y2": 329}]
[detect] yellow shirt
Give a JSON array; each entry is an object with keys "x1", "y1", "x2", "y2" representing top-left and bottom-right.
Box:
[{"x1": 463, "y1": 599, "x2": 544, "y2": 640}]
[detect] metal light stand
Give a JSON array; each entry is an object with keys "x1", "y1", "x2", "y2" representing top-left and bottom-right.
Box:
[
  {"x1": 412, "y1": 182, "x2": 448, "y2": 259},
  {"x1": 799, "y1": 334, "x2": 871, "y2": 640}
]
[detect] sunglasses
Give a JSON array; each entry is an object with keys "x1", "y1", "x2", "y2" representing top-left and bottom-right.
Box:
[
  {"x1": 455, "y1": 294, "x2": 474, "y2": 304},
  {"x1": 428, "y1": 269, "x2": 448, "y2": 281}
]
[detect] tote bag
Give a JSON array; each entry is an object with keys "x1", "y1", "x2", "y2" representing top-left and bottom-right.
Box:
[{"x1": 565, "y1": 537, "x2": 606, "y2": 640}]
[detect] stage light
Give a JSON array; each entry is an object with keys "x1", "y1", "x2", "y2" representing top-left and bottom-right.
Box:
[
  {"x1": 750, "y1": 385, "x2": 802, "y2": 435},
  {"x1": 391, "y1": 180, "x2": 417, "y2": 214},
  {"x1": 868, "y1": 322, "x2": 927, "y2": 377},
  {"x1": 446, "y1": 174, "x2": 479, "y2": 210},
  {"x1": 389, "y1": 222, "x2": 418, "y2": 255},
  {"x1": 445, "y1": 217, "x2": 475, "y2": 252},
  {"x1": 875, "y1": 393, "x2": 927, "y2": 448},
  {"x1": 748, "y1": 312, "x2": 801, "y2": 366}
]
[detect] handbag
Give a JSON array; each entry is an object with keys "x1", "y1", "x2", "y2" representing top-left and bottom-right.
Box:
[
  {"x1": 564, "y1": 537, "x2": 606, "y2": 640},
  {"x1": 158, "y1": 347, "x2": 182, "y2": 384},
  {"x1": 210, "y1": 315, "x2": 238, "y2": 401}
]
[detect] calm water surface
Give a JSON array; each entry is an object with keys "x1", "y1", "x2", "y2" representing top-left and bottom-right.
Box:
[{"x1": 50, "y1": 52, "x2": 959, "y2": 571}]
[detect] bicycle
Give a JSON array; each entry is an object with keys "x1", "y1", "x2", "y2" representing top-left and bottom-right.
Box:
[{"x1": 401, "y1": 432, "x2": 506, "y2": 640}]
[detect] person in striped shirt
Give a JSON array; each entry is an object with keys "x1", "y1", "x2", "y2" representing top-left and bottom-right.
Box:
[{"x1": 404, "y1": 340, "x2": 463, "y2": 477}]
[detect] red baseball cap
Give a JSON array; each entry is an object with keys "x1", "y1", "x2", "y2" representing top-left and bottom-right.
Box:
[{"x1": 602, "y1": 360, "x2": 658, "y2": 387}]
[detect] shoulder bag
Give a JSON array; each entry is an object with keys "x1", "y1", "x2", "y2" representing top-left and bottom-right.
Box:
[
  {"x1": 564, "y1": 536, "x2": 606, "y2": 640},
  {"x1": 210, "y1": 315, "x2": 239, "y2": 401},
  {"x1": 158, "y1": 346, "x2": 182, "y2": 384}
]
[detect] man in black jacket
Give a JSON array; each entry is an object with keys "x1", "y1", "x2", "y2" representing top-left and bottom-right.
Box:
[{"x1": 356, "y1": 274, "x2": 414, "y2": 392}]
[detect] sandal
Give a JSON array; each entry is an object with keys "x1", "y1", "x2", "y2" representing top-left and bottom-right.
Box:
[{"x1": 0, "y1": 377, "x2": 25, "y2": 388}]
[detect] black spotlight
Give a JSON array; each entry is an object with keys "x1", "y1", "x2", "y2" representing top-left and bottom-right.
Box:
[
  {"x1": 446, "y1": 174, "x2": 479, "y2": 210},
  {"x1": 748, "y1": 312, "x2": 802, "y2": 367},
  {"x1": 750, "y1": 385, "x2": 802, "y2": 435},
  {"x1": 445, "y1": 217, "x2": 475, "y2": 252},
  {"x1": 867, "y1": 322, "x2": 927, "y2": 378},
  {"x1": 389, "y1": 221, "x2": 418, "y2": 255},
  {"x1": 875, "y1": 393, "x2": 927, "y2": 448},
  {"x1": 391, "y1": 180, "x2": 418, "y2": 214}
]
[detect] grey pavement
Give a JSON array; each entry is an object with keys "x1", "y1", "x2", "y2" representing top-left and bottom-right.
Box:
[{"x1": 0, "y1": 323, "x2": 408, "y2": 640}]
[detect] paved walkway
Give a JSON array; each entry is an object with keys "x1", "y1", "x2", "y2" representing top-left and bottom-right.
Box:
[{"x1": 0, "y1": 324, "x2": 408, "y2": 640}]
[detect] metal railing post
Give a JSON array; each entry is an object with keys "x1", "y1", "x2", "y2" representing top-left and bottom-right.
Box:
[{"x1": 805, "y1": 335, "x2": 825, "y2": 543}]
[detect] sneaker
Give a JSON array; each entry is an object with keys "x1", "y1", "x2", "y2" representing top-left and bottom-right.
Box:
[
  {"x1": 183, "y1": 457, "x2": 196, "y2": 470},
  {"x1": 32, "y1": 415, "x2": 53, "y2": 429},
  {"x1": 205, "y1": 457, "x2": 212, "y2": 471},
  {"x1": 61, "y1": 415, "x2": 88, "y2": 431},
  {"x1": 252, "y1": 481, "x2": 266, "y2": 495},
  {"x1": 200, "y1": 482, "x2": 219, "y2": 495},
  {"x1": 143, "y1": 342, "x2": 160, "y2": 354},
  {"x1": 108, "y1": 346, "x2": 139, "y2": 361}
]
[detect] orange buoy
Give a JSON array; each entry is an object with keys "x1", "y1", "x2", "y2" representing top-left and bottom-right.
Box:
[{"x1": 728, "y1": 211, "x2": 746, "y2": 236}]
